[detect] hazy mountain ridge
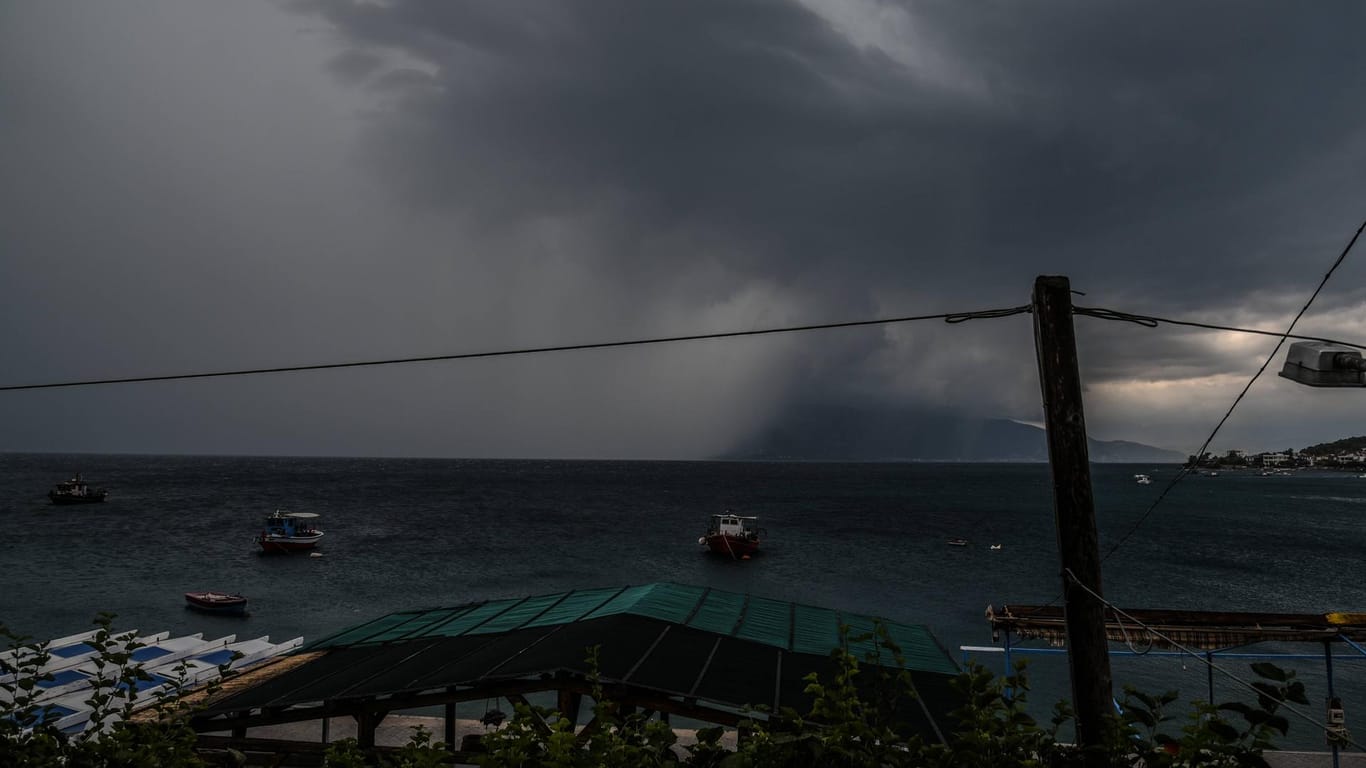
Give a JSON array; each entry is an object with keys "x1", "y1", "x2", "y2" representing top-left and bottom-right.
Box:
[
  {"x1": 1301, "y1": 435, "x2": 1366, "y2": 456},
  {"x1": 724, "y1": 404, "x2": 1184, "y2": 463}
]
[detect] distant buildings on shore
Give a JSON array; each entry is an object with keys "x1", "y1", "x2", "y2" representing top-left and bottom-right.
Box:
[{"x1": 1187, "y1": 445, "x2": 1366, "y2": 470}]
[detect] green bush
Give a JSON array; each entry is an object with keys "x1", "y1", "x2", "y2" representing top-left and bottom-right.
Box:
[
  {"x1": 4, "y1": 618, "x2": 1306, "y2": 767},
  {"x1": 1, "y1": 614, "x2": 236, "y2": 768}
]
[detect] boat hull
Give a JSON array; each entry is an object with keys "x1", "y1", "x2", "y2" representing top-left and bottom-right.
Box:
[
  {"x1": 184, "y1": 593, "x2": 248, "y2": 616},
  {"x1": 704, "y1": 534, "x2": 760, "y2": 558},
  {"x1": 257, "y1": 535, "x2": 322, "y2": 553},
  {"x1": 49, "y1": 493, "x2": 107, "y2": 505}
]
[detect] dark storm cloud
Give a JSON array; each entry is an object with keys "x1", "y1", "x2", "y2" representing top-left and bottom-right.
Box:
[
  {"x1": 298, "y1": 0, "x2": 1366, "y2": 308},
  {"x1": 3, "y1": 0, "x2": 1364, "y2": 458},
  {"x1": 278, "y1": 0, "x2": 1366, "y2": 452}
]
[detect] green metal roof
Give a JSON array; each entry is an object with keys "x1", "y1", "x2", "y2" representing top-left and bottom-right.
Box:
[{"x1": 304, "y1": 583, "x2": 957, "y2": 675}]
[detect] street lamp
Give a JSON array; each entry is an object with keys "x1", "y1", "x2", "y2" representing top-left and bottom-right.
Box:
[{"x1": 1279, "y1": 342, "x2": 1366, "y2": 387}]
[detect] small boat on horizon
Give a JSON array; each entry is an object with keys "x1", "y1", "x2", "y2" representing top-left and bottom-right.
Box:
[
  {"x1": 184, "y1": 591, "x2": 248, "y2": 616},
  {"x1": 699, "y1": 511, "x2": 763, "y2": 560},
  {"x1": 48, "y1": 474, "x2": 108, "y2": 505},
  {"x1": 1135, "y1": 473, "x2": 1152, "y2": 485},
  {"x1": 947, "y1": 538, "x2": 969, "y2": 547},
  {"x1": 255, "y1": 510, "x2": 324, "y2": 553}
]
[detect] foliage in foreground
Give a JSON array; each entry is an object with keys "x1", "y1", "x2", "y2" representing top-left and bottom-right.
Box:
[
  {"x1": 0, "y1": 613, "x2": 237, "y2": 768},
  {"x1": 461, "y1": 628, "x2": 1310, "y2": 768},
  {"x1": 2, "y1": 617, "x2": 1310, "y2": 767}
]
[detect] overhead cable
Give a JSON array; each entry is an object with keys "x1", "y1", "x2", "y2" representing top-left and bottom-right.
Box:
[
  {"x1": 1100, "y1": 217, "x2": 1366, "y2": 563},
  {"x1": 1064, "y1": 568, "x2": 1363, "y2": 751},
  {"x1": 0, "y1": 305, "x2": 1032, "y2": 393},
  {"x1": 1074, "y1": 306, "x2": 1366, "y2": 349}
]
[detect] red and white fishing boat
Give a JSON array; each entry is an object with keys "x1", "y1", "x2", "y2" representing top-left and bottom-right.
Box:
[
  {"x1": 184, "y1": 591, "x2": 248, "y2": 616},
  {"x1": 254, "y1": 510, "x2": 324, "y2": 553},
  {"x1": 698, "y1": 511, "x2": 764, "y2": 559}
]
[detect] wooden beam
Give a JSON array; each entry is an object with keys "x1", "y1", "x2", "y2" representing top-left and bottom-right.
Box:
[
  {"x1": 197, "y1": 734, "x2": 482, "y2": 765},
  {"x1": 354, "y1": 709, "x2": 382, "y2": 749},
  {"x1": 444, "y1": 699, "x2": 456, "y2": 750},
  {"x1": 196, "y1": 676, "x2": 753, "y2": 734},
  {"x1": 133, "y1": 651, "x2": 326, "y2": 723},
  {"x1": 557, "y1": 688, "x2": 582, "y2": 725},
  {"x1": 574, "y1": 716, "x2": 601, "y2": 746},
  {"x1": 505, "y1": 694, "x2": 551, "y2": 737}
]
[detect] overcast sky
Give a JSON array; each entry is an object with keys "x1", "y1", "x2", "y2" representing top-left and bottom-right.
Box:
[{"x1": 2, "y1": 0, "x2": 1364, "y2": 459}]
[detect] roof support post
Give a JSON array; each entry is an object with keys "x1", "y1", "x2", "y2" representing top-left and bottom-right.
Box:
[
  {"x1": 1206, "y1": 651, "x2": 1215, "y2": 706},
  {"x1": 1033, "y1": 275, "x2": 1114, "y2": 765},
  {"x1": 558, "y1": 686, "x2": 582, "y2": 726},
  {"x1": 444, "y1": 695, "x2": 456, "y2": 751},
  {"x1": 354, "y1": 707, "x2": 386, "y2": 750},
  {"x1": 1326, "y1": 640, "x2": 1341, "y2": 768}
]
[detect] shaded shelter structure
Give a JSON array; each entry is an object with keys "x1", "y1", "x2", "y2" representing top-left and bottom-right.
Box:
[
  {"x1": 986, "y1": 605, "x2": 1366, "y2": 650},
  {"x1": 189, "y1": 583, "x2": 961, "y2": 757},
  {"x1": 981, "y1": 604, "x2": 1366, "y2": 752}
]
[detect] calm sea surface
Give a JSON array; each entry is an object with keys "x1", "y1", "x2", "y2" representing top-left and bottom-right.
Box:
[{"x1": 4, "y1": 454, "x2": 1365, "y2": 745}]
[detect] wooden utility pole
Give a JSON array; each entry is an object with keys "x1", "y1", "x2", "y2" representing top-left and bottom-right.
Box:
[{"x1": 1032, "y1": 275, "x2": 1114, "y2": 762}]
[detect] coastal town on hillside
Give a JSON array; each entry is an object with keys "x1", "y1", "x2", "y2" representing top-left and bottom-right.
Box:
[{"x1": 1187, "y1": 435, "x2": 1366, "y2": 471}]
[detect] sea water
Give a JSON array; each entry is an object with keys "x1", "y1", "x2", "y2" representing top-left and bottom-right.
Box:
[{"x1": 3, "y1": 453, "x2": 1364, "y2": 747}]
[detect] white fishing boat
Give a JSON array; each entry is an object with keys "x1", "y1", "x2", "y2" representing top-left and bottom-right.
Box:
[
  {"x1": 255, "y1": 510, "x2": 324, "y2": 553},
  {"x1": 1135, "y1": 474, "x2": 1152, "y2": 485}
]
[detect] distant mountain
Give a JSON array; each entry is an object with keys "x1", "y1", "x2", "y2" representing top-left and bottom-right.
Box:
[
  {"x1": 1301, "y1": 435, "x2": 1366, "y2": 456},
  {"x1": 721, "y1": 404, "x2": 1184, "y2": 463}
]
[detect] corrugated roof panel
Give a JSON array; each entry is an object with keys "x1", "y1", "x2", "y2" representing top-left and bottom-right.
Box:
[
  {"x1": 885, "y1": 624, "x2": 958, "y2": 676},
  {"x1": 627, "y1": 583, "x2": 707, "y2": 624},
  {"x1": 841, "y1": 614, "x2": 884, "y2": 660},
  {"x1": 791, "y1": 604, "x2": 842, "y2": 656},
  {"x1": 364, "y1": 607, "x2": 466, "y2": 644},
  {"x1": 524, "y1": 586, "x2": 625, "y2": 628},
  {"x1": 734, "y1": 596, "x2": 792, "y2": 648},
  {"x1": 687, "y1": 589, "x2": 746, "y2": 636},
  {"x1": 584, "y1": 584, "x2": 655, "y2": 619},
  {"x1": 409, "y1": 603, "x2": 484, "y2": 639},
  {"x1": 420, "y1": 599, "x2": 523, "y2": 638},
  {"x1": 835, "y1": 615, "x2": 958, "y2": 676},
  {"x1": 317, "y1": 611, "x2": 424, "y2": 648},
  {"x1": 478, "y1": 593, "x2": 566, "y2": 634},
  {"x1": 293, "y1": 582, "x2": 956, "y2": 675},
  {"x1": 304, "y1": 614, "x2": 394, "y2": 650}
]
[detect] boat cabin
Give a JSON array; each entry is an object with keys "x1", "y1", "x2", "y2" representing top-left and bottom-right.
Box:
[
  {"x1": 263, "y1": 510, "x2": 320, "y2": 537},
  {"x1": 707, "y1": 513, "x2": 761, "y2": 540},
  {"x1": 48, "y1": 473, "x2": 108, "y2": 504}
]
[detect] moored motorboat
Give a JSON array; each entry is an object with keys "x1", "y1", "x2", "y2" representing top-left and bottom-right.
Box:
[
  {"x1": 255, "y1": 510, "x2": 324, "y2": 553},
  {"x1": 947, "y1": 537, "x2": 969, "y2": 547},
  {"x1": 48, "y1": 474, "x2": 108, "y2": 505},
  {"x1": 184, "y1": 591, "x2": 248, "y2": 616},
  {"x1": 699, "y1": 511, "x2": 763, "y2": 559}
]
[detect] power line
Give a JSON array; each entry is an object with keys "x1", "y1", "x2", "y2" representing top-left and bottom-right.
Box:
[
  {"x1": 1074, "y1": 306, "x2": 1366, "y2": 350},
  {"x1": 1100, "y1": 217, "x2": 1366, "y2": 563},
  {"x1": 0, "y1": 305, "x2": 1032, "y2": 393}
]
